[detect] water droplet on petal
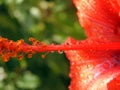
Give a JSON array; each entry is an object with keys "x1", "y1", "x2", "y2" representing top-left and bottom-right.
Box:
[
  {"x1": 80, "y1": 74, "x2": 84, "y2": 77},
  {"x1": 71, "y1": 62, "x2": 75, "y2": 65},
  {"x1": 87, "y1": 64, "x2": 94, "y2": 70},
  {"x1": 87, "y1": 74, "x2": 94, "y2": 81}
]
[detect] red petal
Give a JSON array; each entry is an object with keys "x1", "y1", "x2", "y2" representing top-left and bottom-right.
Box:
[
  {"x1": 65, "y1": 38, "x2": 120, "y2": 90},
  {"x1": 65, "y1": 0, "x2": 120, "y2": 90},
  {"x1": 107, "y1": 74, "x2": 120, "y2": 90},
  {"x1": 73, "y1": 0, "x2": 120, "y2": 42}
]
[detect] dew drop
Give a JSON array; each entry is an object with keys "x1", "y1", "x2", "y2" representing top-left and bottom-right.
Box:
[
  {"x1": 71, "y1": 62, "x2": 75, "y2": 65},
  {"x1": 58, "y1": 50, "x2": 63, "y2": 54},
  {"x1": 41, "y1": 54, "x2": 46, "y2": 59},
  {"x1": 87, "y1": 64, "x2": 94, "y2": 70},
  {"x1": 87, "y1": 74, "x2": 93, "y2": 80},
  {"x1": 80, "y1": 73, "x2": 84, "y2": 77},
  {"x1": 82, "y1": 79, "x2": 87, "y2": 84}
]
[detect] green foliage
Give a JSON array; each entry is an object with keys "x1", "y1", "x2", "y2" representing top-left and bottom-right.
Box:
[{"x1": 0, "y1": 0, "x2": 86, "y2": 90}]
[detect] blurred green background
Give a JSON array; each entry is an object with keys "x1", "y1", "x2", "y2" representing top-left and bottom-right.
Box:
[{"x1": 0, "y1": 0, "x2": 86, "y2": 90}]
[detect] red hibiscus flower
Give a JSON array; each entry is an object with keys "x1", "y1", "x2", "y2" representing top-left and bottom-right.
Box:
[
  {"x1": 0, "y1": 0, "x2": 120, "y2": 90},
  {"x1": 64, "y1": 0, "x2": 120, "y2": 90}
]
